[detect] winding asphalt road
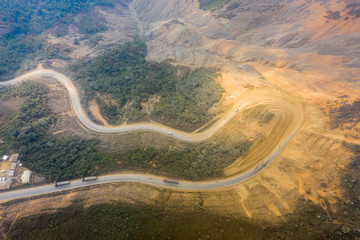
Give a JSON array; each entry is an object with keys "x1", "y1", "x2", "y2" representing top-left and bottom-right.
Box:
[
  {"x1": 2, "y1": 69, "x2": 246, "y2": 142},
  {"x1": 0, "y1": 69, "x2": 302, "y2": 202}
]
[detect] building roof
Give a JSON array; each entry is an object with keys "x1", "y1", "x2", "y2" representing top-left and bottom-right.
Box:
[
  {"x1": 21, "y1": 171, "x2": 31, "y2": 183},
  {"x1": 2, "y1": 155, "x2": 8, "y2": 161},
  {"x1": 10, "y1": 153, "x2": 19, "y2": 163},
  {"x1": 10, "y1": 162, "x2": 17, "y2": 170},
  {"x1": 8, "y1": 170, "x2": 15, "y2": 177}
]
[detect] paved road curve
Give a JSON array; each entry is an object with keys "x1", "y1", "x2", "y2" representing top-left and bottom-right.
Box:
[
  {"x1": 0, "y1": 133, "x2": 297, "y2": 202},
  {"x1": 0, "y1": 69, "x2": 302, "y2": 202},
  {"x1": 2, "y1": 69, "x2": 247, "y2": 142}
]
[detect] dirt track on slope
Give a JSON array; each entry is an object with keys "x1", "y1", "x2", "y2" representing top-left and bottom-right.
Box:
[{"x1": 224, "y1": 90, "x2": 303, "y2": 176}]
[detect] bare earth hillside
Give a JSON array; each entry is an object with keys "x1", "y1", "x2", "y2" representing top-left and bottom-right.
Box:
[{"x1": 1, "y1": 0, "x2": 360, "y2": 238}]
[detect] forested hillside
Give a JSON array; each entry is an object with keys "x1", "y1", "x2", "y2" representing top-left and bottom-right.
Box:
[
  {"x1": 70, "y1": 38, "x2": 224, "y2": 130},
  {"x1": 0, "y1": 0, "x2": 129, "y2": 80},
  {"x1": 0, "y1": 83, "x2": 248, "y2": 181}
]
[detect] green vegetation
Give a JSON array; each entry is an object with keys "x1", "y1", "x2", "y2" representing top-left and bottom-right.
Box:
[
  {"x1": 77, "y1": 9, "x2": 108, "y2": 34},
  {"x1": 0, "y1": 0, "x2": 116, "y2": 36},
  {"x1": 70, "y1": 38, "x2": 223, "y2": 131},
  {"x1": 225, "y1": 2, "x2": 239, "y2": 12},
  {"x1": 0, "y1": 37, "x2": 42, "y2": 79},
  {"x1": 7, "y1": 203, "x2": 149, "y2": 240},
  {"x1": 152, "y1": 67, "x2": 223, "y2": 130},
  {"x1": 101, "y1": 141, "x2": 252, "y2": 179},
  {"x1": 7, "y1": 197, "x2": 347, "y2": 240},
  {"x1": 0, "y1": 83, "x2": 98, "y2": 180},
  {"x1": 18, "y1": 136, "x2": 251, "y2": 181},
  {"x1": 347, "y1": 4, "x2": 360, "y2": 19},
  {"x1": 324, "y1": 10, "x2": 342, "y2": 20},
  {"x1": 343, "y1": 143, "x2": 360, "y2": 205},
  {"x1": 217, "y1": 12, "x2": 236, "y2": 19},
  {"x1": 21, "y1": 138, "x2": 101, "y2": 181},
  {"x1": 262, "y1": 112, "x2": 275, "y2": 124},
  {"x1": 0, "y1": 82, "x2": 53, "y2": 151},
  {"x1": 40, "y1": 43, "x2": 72, "y2": 60},
  {"x1": 0, "y1": 82, "x2": 246, "y2": 181},
  {"x1": 199, "y1": 0, "x2": 230, "y2": 10},
  {"x1": 0, "y1": 0, "x2": 126, "y2": 80},
  {"x1": 84, "y1": 35, "x2": 103, "y2": 48},
  {"x1": 329, "y1": 100, "x2": 360, "y2": 129}
]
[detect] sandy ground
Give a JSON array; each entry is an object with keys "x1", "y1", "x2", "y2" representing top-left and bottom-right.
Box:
[{"x1": 88, "y1": 99, "x2": 110, "y2": 126}]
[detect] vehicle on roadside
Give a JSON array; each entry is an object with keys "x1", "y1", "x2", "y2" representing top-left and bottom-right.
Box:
[
  {"x1": 163, "y1": 178, "x2": 179, "y2": 184},
  {"x1": 235, "y1": 108, "x2": 239, "y2": 112},
  {"x1": 54, "y1": 180, "x2": 70, "y2": 187},
  {"x1": 168, "y1": 131, "x2": 173, "y2": 135},
  {"x1": 81, "y1": 176, "x2": 97, "y2": 181}
]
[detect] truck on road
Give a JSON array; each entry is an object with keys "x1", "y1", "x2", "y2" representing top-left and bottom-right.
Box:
[
  {"x1": 54, "y1": 180, "x2": 70, "y2": 187},
  {"x1": 81, "y1": 176, "x2": 97, "y2": 181},
  {"x1": 163, "y1": 178, "x2": 179, "y2": 184}
]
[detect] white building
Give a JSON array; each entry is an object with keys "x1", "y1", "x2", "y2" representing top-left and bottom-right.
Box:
[
  {"x1": 8, "y1": 170, "x2": 15, "y2": 177},
  {"x1": 21, "y1": 171, "x2": 31, "y2": 183},
  {"x1": 2, "y1": 155, "x2": 8, "y2": 161},
  {"x1": 10, "y1": 162, "x2": 17, "y2": 170}
]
